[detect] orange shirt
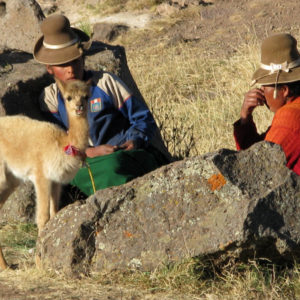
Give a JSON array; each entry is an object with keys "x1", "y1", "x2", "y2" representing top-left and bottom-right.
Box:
[{"x1": 234, "y1": 97, "x2": 300, "y2": 175}]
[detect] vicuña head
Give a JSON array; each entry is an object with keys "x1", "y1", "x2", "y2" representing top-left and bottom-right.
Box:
[
  {"x1": 0, "y1": 78, "x2": 91, "y2": 270},
  {"x1": 56, "y1": 79, "x2": 91, "y2": 117}
]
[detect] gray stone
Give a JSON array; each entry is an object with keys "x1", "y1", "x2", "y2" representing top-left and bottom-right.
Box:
[
  {"x1": 171, "y1": 0, "x2": 212, "y2": 7},
  {"x1": 36, "y1": 141, "x2": 300, "y2": 276},
  {"x1": 156, "y1": 3, "x2": 180, "y2": 16},
  {"x1": 157, "y1": 0, "x2": 212, "y2": 15},
  {"x1": 0, "y1": 0, "x2": 44, "y2": 53},
  {"x1": 93, "y1": 23, "x2": 129, "y2": 43},
  {"x1": 0, "y1": 183, "x2": 36, "y2": 223},
  {"x1": 0, "y1": 50, "x2": 53, "y2": 119}
]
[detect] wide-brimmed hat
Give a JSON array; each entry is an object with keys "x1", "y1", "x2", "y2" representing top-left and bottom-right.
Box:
[
  {"x1": 33, "y1": 14, "x2": 91, "y2": 65},
  {"x1": 251, "y1": 33, "x2": 300, "y2": 86}
]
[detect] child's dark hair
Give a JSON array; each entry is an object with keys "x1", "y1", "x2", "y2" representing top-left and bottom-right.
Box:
[{"x1": 277, "y1": 81, "x2": 300, "y2": 97}]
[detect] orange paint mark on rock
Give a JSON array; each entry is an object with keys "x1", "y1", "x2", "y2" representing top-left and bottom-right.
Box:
[
  {"x1": 207, "y1": 173, "x2": 226, "y2": 191},
  {"x1": 124, "y1": 231, "x2": 133, "y2": 238}
]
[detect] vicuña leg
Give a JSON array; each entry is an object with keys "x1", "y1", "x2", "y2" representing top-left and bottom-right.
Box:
[
  {"x1": 50, "y1": 182, "x2": 61, "y2": 219},
  {"x1": 0, "y1": 246, "x2": 8, "y2": 270},
  {"x1": 35, "y1": 182, "x2": 61, "y2": 270},
  {"x1": 33, "y1": 174, "x2": 51, "y2": 235},
  {"x1": 0, "y1": 164, "x2": 21, "y2": 270}
]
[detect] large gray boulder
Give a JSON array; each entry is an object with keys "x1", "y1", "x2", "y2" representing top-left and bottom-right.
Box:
[
  {"x1": 0, "y1": 0, "x2": 44, "y2": 53},
  {"x1": 0, "y1": 42, "x2": 145, "y2": 223},
  {"x1": 36, "y1": 141, "x2": 300, "y2": 276}
]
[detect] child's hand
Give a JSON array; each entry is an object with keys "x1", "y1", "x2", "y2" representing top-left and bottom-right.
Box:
[
  {"x1": 115, "y1": 140, "x2": 136, "y2": 151},
  {"x1": 240, "y1": 88, "x2": 266, "y2": 124},
  {"x1": 85, "y1": 145, "x2": 115, "y2": 158}
]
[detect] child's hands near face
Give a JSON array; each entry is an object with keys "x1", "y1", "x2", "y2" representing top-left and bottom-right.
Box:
[{"x1": 240, "y1": 88, "x2": 266, "y2": 123}]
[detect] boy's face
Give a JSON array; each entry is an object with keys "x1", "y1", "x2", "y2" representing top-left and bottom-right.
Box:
[{"x1": 46, "y1": 57, "x2": 84, "y2": 82}]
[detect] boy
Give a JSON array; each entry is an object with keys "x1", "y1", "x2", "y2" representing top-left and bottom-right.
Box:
[{"x1": 34, "y1": 14, "x2": 172, "y2": 195}]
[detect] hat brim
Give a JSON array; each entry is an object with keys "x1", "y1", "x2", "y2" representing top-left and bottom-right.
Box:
[
  {"x1": 33, "y1": 28, "x2": 91, "y2": 65},
  {"x1": 252, "y1": 66, "x2": 300, "y2": 85}
]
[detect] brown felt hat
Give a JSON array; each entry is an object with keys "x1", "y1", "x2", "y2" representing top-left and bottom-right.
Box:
[
  {"x1": 251, "y1": 33, "x2": 300, "y2": 86},
  {"x1": 33, "y1": 14, "x2": 91, "y2": 65}
]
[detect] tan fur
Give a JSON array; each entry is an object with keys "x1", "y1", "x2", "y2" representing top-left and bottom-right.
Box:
[{"x1": 0, "y1": 79, "x2": 91, "y2": 270}]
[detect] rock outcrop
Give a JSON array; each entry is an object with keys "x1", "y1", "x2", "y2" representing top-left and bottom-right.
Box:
[
  {"x1": 36, "y1": 141, "x2": 300, "y2": 276},
  {"x1": 0, "y1": 0, "x2": 44, "y2": 53}
]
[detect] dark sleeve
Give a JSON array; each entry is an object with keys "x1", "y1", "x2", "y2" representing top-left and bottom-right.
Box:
[{"x1": 233, "y1": 117, "x2": 267, "y2": 150}]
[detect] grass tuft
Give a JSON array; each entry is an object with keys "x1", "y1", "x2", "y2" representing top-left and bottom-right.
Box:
[
  {"x1": 77, "y1": 20, "x2": 93, "y2": 37},
  {"x1": 0, "y1": 222, "x2": 37, "y2": 250}
]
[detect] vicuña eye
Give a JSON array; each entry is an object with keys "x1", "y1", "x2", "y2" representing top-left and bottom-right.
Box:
[{"x1": 67, "y1": 96, "x2": 72, "y2": 101}]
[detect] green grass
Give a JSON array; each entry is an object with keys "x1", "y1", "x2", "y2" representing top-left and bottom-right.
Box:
[
  {"x1": 78, "y1": 20, "x2": 93, "y2": 37},
  {"x1": 0, "y1": 222, "x2": 37, "y2": 251}
]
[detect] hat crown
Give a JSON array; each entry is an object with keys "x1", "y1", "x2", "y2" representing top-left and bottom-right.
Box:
[
  {"x1": 41, "y1": 14, "x2": 77, "y2": 46},
  {"x1": 261, "y1": 33, "x2": 300, "y2": 65},
  {"x1": 34, "y1": 14, "x2": 91, "y2": 65}
]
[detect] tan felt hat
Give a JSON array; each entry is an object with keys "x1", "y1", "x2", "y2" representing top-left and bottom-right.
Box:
[
  {"x1": 33, "y1": 14, "x2": 91, "y2": 65},
  {"x1": 252, "y1": 33, "x2": 300, "y2": 86}
]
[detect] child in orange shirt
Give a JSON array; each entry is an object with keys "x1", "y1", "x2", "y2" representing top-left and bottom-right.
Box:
[{"x1": 234, "y1": 33, "x2": 300, "y2": 175}]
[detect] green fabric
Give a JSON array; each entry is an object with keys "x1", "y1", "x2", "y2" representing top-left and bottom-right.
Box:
[{"x1": 71, "y1": 148, "x2": 162, "y2": 196}]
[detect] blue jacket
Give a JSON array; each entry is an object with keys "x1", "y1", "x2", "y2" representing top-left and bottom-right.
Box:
[
  {"x1": 40, "y1": 72, "x2": 172, "y2": 162},
  {"x1": 53, "y1": 80, "x2": 156, "y2": 148}
]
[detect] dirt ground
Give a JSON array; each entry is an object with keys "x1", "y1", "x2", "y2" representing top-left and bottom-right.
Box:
[
  {"x1": 0, "y1": 274, "x2": 198, "y2": 300},
  {"x1": 39, "y1": 0, "x2": 300, "y2": 56},
  {"x1": 1, "y1": 0, "x2": 300, "y2": 299},
  {"x1": 165, "y1": 0, "x2": 300, "y2": 57}
]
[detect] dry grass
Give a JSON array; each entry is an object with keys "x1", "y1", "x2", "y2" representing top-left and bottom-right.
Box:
[
  {"x1": 86, "y1": 0, "x2": 166, "y2": 15},
  {"x1": 118, "y1": 30, "x2": 273, "y2": 158},
  {"x1": 108, "y1": 259, "x2": 300, "y2": 299},
  {"x1": 1, "y1": 224, "x2": 300, "y2": 300},
  {"x1": 0, "y1": 222, "x2": 37, "y2": 269}
]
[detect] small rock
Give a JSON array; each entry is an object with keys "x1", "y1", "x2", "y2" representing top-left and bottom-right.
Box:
[
  {"x1": 156, "y1": 3, "x2": 181, "y2": 17},
  {"x1": 93, "y1": 23, "x2": 129, "y2": 43}
]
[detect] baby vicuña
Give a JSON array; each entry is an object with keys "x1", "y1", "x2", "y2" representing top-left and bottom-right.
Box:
[{"x1": 0, "y1": 79, "x2": 91, "y2": 270}]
